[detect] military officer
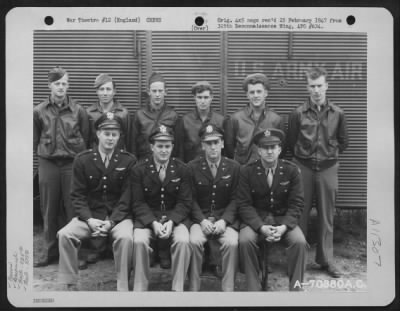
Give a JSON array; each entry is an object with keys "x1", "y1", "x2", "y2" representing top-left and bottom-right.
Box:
[
  {"x1": 131, "y1": 125, "x2": 192, "y2": 291},
  {"x1": 237, "y1": 128, "x2": 307, "y2": 291},
  {"x1": 188, "y1": 124, "x2": 240, "y2": 291},
  {"x1": 57, "y1": 113, "x2": 137, "y2": 291}
]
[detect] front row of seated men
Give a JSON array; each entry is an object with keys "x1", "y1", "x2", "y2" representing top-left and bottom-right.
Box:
[{"x1": 57, "y1": 112, "x2": 307, "y2": 292}]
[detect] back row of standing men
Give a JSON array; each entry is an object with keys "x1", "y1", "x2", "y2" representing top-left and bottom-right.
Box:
[{"x1": 33, "y1": 66, "x2": 349, "y2": 291}]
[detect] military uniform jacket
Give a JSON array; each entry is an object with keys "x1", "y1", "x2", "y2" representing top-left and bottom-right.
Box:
[
  {"x1": 237, "y1": 159, "x2": 304, "y2": 232},
  {"x1": 188, "y1": 156, "x2": 240, "y2": 230},
  {"x1": 71, "y1": 148, "x2": 137, "y2": 223},
  {"x1": 131, "y1": 156, "x2": 192, "y2": 228}
]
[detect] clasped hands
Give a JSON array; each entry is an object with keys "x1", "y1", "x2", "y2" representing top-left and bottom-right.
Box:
[
  {"x1": 87, "y1": 218, "x2": 113, "y2": 237},
  {"x1": 260, "y1": 224, "x2": 287, "y2": 242},
  {"x1": 200, "y1": 218, "x2": 226, "y2": 236},
  {"x1": 152, "y1": 220, "x2": 174, "y2": 239}
]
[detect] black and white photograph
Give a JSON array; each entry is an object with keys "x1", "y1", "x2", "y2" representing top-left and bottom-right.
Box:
[{"x1": 5, "y1": 6, "x2": 395, "y2": 308}]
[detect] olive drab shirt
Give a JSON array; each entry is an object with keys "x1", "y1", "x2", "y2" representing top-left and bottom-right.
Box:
[{"x1": 237, "y1": 159, "x2": 304, "y2": 231}]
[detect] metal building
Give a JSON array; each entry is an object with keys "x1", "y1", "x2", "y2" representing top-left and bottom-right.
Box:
[{"x1": 33, "y1": 30, "x2": 367, "y2": 210}]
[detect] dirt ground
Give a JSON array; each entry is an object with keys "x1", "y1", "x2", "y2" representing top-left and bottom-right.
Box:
[{"x1": 33, "y1": 210, "x2": 366, "y2": 292}]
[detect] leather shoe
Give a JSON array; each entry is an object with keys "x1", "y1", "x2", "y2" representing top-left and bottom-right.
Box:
[
  {"x1": 34, "y1": 256, "x2": 58, "y2": 267},
  {"x1": 321, "y1": 264, "x2": 341, "y2": 278},
  {"x1": 159, "y1": 258, "x2": 171, "y2": 269},
  {"x1": 210, "y1": 264, "x2": 223, "y2": 279},
  {"x1": 78, "y1": 260, "x2": 88, "y2": 270}
]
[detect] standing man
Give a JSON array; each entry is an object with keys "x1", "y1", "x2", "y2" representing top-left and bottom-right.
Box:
[
  {"x1": 180, "y1": 81, "x2": 226, "y2": 163},
  {"x1": 287, "y1": 67, "x2": 349, "y2": 278},
  {"x1": 57, "y1": 113, "x2": 136, "y2": 291},
  {"x1": 238, "y1": 129, "x2": 307, "y2": 291},
  {"x1": 33, "y1": 67, "x2": 90, "y2": 267},
  {"x1": 132, "y1": 125, "x2": 192, "y2": 291},
  {"x1": 86, "y1": 73, "x2": 132, "y2": 152},
  {"x1": 131, "y1": 72, "x2": 181, "y2": 160},
  {"x1": 188, "y1": 124, "x2": 240, "y2": 292},
  {"x1": 224, "y1": 73, "x2": 285, "y2": 165}
]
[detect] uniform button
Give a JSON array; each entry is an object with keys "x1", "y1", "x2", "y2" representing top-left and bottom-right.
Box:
[
  {"x1": 271, "y1": 198, "x2": 274, "y2": 202},
  {"x1": 270, "y1": 192, "x2": 273, "y2": 195},
  {"x1": 161, "y1": 200, "x2": 164, "y2": 204},
  {"x1": 213, "y1": 185, "x2": 216, "y2": 188},
  {"x1": 103, "y1": 185, "x2": 107, "y2": 188},
  {"x1": 161, "y1": 188, "x2": 164, "y2": 191},
  {"x1": 212, "y1": 193, "x2": 215, "y2": 196},
  {"x1": 103, "y1": 176, "x2": 107, "y2": 180},
  {"x1": 161, "y1": 194, "x2": 164, "y2": 198},
  {"x1": 212, "y1": 200, "x2": 215, "y2": 203}
]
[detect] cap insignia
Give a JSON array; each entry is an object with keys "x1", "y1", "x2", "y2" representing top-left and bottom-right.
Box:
[
  {"x1": 159, "y1": 125, "x2": 167, "y2": 133},
  {"x1": 206, "y1": 125, "x2": 213, "y2": 133},
  {"x1": 264, "y1": 129, "x2": 271, "y2": 137},
  {"x1": 106, "y1": 112, "x2": 114, "y2": 120}
]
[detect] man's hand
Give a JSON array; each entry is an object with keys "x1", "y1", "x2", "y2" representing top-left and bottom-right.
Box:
[
  {"x1": 213, "y1": 219, "x2": 227, "y2": 235},
  {"x1": 200, "y1": 219, "x2": 215, "y2": 236},
  {"x1": 270, "y1": 225, "x2": 287, "y2": 242},
  {"x1": 159, "y1": 220, "x2": 174, "y2": 239},
  {"x1": 87, "y1": 218, "x2": 106, "y2": 236},
  {"x1": 260, "y1": 225, "x2": 276, "y2": 242},
  {"x1": 152, "y1": 221, "x2": 164, "y2": 237}
]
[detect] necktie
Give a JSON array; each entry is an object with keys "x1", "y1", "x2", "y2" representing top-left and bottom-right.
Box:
[
  {"x1": 210, "y1": 163, "x2": 218, "y2": 178},
  {"x1": 267, "y1": 168, "x2": 273, "y2": 187},
  {"x1": 159, "y1": 165, "x2": 166, "y2": 182},
  {"x1": 104, "y1": 155, "x2": 110, "y2": 168}
]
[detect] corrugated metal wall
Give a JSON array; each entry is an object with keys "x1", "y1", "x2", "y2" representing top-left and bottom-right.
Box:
[{"x1": 33, "y1": 30, "x2": 367, "y2": 209}]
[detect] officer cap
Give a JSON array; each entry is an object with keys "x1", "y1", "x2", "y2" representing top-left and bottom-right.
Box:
[
  {"x1": 149, "y1": 124, "x2": 174, "y2": 143},
  {"x1": 48, "y1": 66, "x2": 67, "y2": 83},
  {"x1": 94, "y1": 73, "x2": 114, "y2": 88},
  {"x1": 95, "y1": 112, "x2": 123, "y2": 131},
  {"x1": 253, "y1": 128, "x2": 285, "y2": 147},
  {"x1": 199, "y1": 123, "x2": 224, "y2": 142},
  {"x1": 242, "y1": 73, "x2": 270, "y2": 92},
  {"x1": 191, "y1": 81, "x2": 213, "y2": 95},
  {"x1": 148, "y1": 71, "x2": 166, "y2": 87}
]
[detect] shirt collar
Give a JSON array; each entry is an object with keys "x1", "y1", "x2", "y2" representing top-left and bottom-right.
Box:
[
  {"x1": 206, "y1": 158, "x2": 221, "y2": 169},
  {"x1": 98, "y1": 148, "x2": 113, "y2": 162},
  {"x1": 48, "y1": 95, "x2": 69, "y2": 109},
  {"x1": 154, "y1": 159, "x2": 169, "y2": 171}
]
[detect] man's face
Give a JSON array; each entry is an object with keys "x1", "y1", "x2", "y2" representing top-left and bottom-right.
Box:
[
  {"x1": 151, "y1": 140, "x2": 173, "y2": 164},
  {"x1": 49, "y1": 74, "x2": 69, "y2": 99},
  {"x1": 202, "y1": 138, "x2": 223, "y2": 162},
  {"x1": 148, "y1": 81, "x2": 166, "y2": 110},
  {"x1": 96, "y1": 129, "x2": 120, "y2": 152},
  {"x1": 97, "y1": 81, "x2": 116, "y2": 105},
  {"x1": 247, "y1": 83, "x2": 267, "y2": 108},
  {"x1": 195, "y1": 90, "x2": 213, "y2": 112},
  {"x1": 307, "y1": 75, "x2": 328, "y2": 106},
  {"x1": 257, "y1": 144, "x2": 281, "y2": 166}
]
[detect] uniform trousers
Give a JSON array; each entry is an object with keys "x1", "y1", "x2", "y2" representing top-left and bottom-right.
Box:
[
  {"x1": 57, "y1": 217, "x2": 134, "y2": 291},
  {"x1": 239, "y1": 225, "x2": 307, "y2": 291},
  {"x1": 133, "y1": 224, "x2": 191, "y2": 291},
  {"x1": 38, "y1": 157, "x2": 74, "y2": 259},
  {"x1": 189, "y1": 224, "x2": 239, "y2": 291},
  {"x1": 294, "y1": 159, "x2": 338, "y2": 266}
]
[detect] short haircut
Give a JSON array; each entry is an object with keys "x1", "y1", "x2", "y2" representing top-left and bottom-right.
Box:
[
  {"x1": 191, "y1": 81, "x2": 213, "y2": 96},
  {"x1": 242, "y1": 73, "x2": 270, "y2": 92},
  {"x1": 305, "y1": 67, "x2": 328, "y2": 82}
]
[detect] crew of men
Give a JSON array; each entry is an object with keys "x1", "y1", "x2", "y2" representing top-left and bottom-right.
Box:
[{"x1": 33, "y1": 66, "x2": 349, "y2": 291}]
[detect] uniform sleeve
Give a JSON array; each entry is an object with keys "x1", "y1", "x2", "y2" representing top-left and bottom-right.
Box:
[
  {"x1": 78, "y1": 106, "x2": 90, "y2": 149},
  {"x1": 237, "y1": 165, "x2": 264, "y2": 232},
  {"x1": 221, "y1": 162, "x2": 239, "y2": 225},
  {"x1": 337, "y1": 110, "x2": 349, "y2": 153},
  {"x1": 33, "y1": 108, "x2": 41, "y2": 156},
  {"x1": 169, "y1": 165, "x2": 192, "y2": 225},
  {"x1": 189, "y1": 164, "x2": 206, "y2": 224},
  {"x1": 109, "y1": 157, "x2": 137, "y2": 223},
  {"x1": 280, "y1": 165, "x2": 304, "y2": 229},
  {"x1": 287, "y1": 108, "x2": 300, "y2": 155},
  {"x1": 223, "y1": 115, "x2": 236, "y2": 159},
  {"x1": 71, "y1": 156, "x2": 92, "y2": 221},
  {"x1": 131, "y1": 166, "x2": 157, "y2": 226}
]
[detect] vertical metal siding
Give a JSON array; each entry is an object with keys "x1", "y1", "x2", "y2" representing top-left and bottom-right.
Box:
[
  {"x1": 33, "y1": 30, "x2": 147, "y2": 172},
  {"x1": 226, "y1": 32, "x2": 367, "y2": 209},
  {"x1": 150, "y1": 31, "x2": 223, "y2": 115}
]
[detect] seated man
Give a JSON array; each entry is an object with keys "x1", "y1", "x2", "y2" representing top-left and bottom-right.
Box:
[
  {"x1": 131, "y1": 125, "x2": 192, "y2": 291},
  {"x1": 237, "y1": 128, "x2": 307, "y2": 291},
  {"x1": 57, "y1": 113, "x2": 137, "y2": 291},
  {"x1": 188, "y1": 124, "x2": 240, "y2": 292}
]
